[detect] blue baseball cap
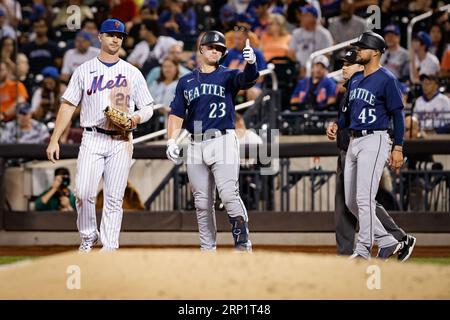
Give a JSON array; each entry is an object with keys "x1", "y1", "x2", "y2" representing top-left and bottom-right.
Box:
[
  {"x1": 145, "y1": 0, "x2": 159, "y2": 8},
  {"x1": 220, "y1": 4, "x2": 236, "y2": 23},
  {"x1": 76, "y1": 30, "x2": 92, "y2": 42},
  {"x1": 253, "y1": 0, "x2": 271, "y2": 7},
  {"x1": 383, "y1": 24, "x2": 400, "y2": 36},
  {"x1": 299, "y1": 5, "x2": 318, "y2": 18},
  {"x1": 17, "y1": 102, "x2": 32, "y2": 115},
  {"x1": 100, "y1": 18, "x2": 127, "y2": 36},
  {"x1": 0, "y1": 9, "x2": 5, "y2": 17},
  {"x1": 41, "y1": 66, "x2": 60, "y2": 79},
  {"x1": 236, "y1": 13, "x2": 255, "y2": 26},
  {"x1": 413, "y1": 31, "x2": 432, "y2": 49}
]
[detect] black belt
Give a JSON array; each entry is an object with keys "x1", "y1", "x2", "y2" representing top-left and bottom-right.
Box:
[
  {"x1": 190, "y1": 129, "x2": 229, "y2": 141},
  {"x1": 84, "y1": 127, "x2": 123, "y2": 136},
  {"x1": 350, "y1": 129, "x2": 387, "y2": 138}
]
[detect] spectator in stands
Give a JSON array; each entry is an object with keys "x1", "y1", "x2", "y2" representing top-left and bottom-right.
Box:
[
  {"x1": 290, "y1": 55, "x2": 337, "y2": 110},
  {"x1": 16, "y1": 53, "x2": 34, "y2": 96},
  {"x1": 0, "y1": 8, "x2": 15, "y2": 39},
  {"x1": 380, "y1": 24, "x2": 409, "y2": 82},
  {"x1": 225, "y1": 13, "x2": 260, "y2": 49},
  {"x1": 96, "y1": 180, "x2": 145, "y2": 211},
  {"x1": 429, "y1": 23, "x2": 447, "y2": 62},
  {"x1": 222, "y1": 25, "x2": 267, "y2": 100},
  {"x1": 219, "y1": 3, "x2": 237, "y2": 32},
  {"x1": 21, "y1": 18, "x2": 61, "y2": 77},
  {"x1": 414, "y1": 73, "x2": 450, "y2": 133},
  {"x1": 52, "y1": 0, "x2": 94, "y2": 30},
  {"x1": 125, "y1": 3, "x2": 159, "y2": 53},
  {"x1": 288, "y1": 5, "x2": 333, "y2": 77},
  {"x1": 81, "y1": 18, "x2": 101, "y2": 49},
  {"x1": 228, "y1": 0, "x2": 252, "y2": 14},
  {"x1": 0, "y1": 61, "x2": 28, "y2": 122},
  {"x1": 260, "y1": 13, "x2": 291, "y2": 62},
  {"x1": 247, "y1": 0, "x2": 271, "y2": 38},
  {"x1": 146, "y1": 43, "x2": 190, "y2": 85},
  {"x1": 31, "y1": 66, "x2": 68, "y2": 128},
  {"x1": 410, "y1": 31, "x2": 440, "y2": 84},
  {"x1": 0, "y1": 36, "x2": 16, "y2": 74},
  {"x1": 0, "y1": 0, "x2": 21, "y2": 27},
  {"x1": 110, "y1": 0, "x2": 139, "y2": 23},
  {"x1": 148, "y1": 57, "x2": 180, "y2": 108},
  {"x1": 127, "y1": 19, "x2": 178, "y2": 74},
  {"x1": 158, "y1": 0, "x2": 197, "y2": 39},
  {"x1": 440, "y1": 48, "x2": 450, "y2": 78},
  {"x1": 0, "y1": 101, "x2": 49, "y2": 144},
  {"x1": 60, "y1": 31, "x2": 100, "y2": 83},
  {"x1": 35, "y1": 167, "x2": 76, "y2": 212},
  {"x1": 328, "y1": 0, "x2": 367, "y2": 45}
]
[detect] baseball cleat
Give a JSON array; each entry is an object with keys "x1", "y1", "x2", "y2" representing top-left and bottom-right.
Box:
[
  {"x1": 376, "y1": 242, "x2": 402, "y2": 260},
  {"x1": 397, "y1": 235, "x2": 416, "y2": 262},
  {"x1": 349, "y1": 252, "x2": 368, "y2": 260},
  {"x1": 78, "y1": 235, "x2": 98, "y2": 253}
]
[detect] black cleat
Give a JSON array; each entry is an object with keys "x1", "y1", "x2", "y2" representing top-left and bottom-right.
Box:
[{"x1": 397, "y1": 235, "x2": 417, "y2": 262}]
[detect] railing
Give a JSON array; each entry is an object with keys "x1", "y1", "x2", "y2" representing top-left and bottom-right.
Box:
[{"x1": 407, "y1": 4, "x2": 450, "y2": 58}]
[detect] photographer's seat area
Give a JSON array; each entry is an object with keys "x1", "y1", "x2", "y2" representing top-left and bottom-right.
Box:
[{"x1": 3, "y1": 159, "x2": 77, "y2": 212}]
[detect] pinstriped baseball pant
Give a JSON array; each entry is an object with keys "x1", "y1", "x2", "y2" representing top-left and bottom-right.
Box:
[
  {"x1": 186, "y1": 130, "x2": 250, "y2": 251},
  {"x1": 75, "y1": 131, "x2": 133, "y2": 249}
]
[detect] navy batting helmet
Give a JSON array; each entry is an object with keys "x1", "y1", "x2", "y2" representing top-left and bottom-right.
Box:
[
  {"x1": 199, "y1": 31, "x2": 227, "y2": 56},
  {"x1": 351, "y1": 31, "x2": 386, "y2": 53}
]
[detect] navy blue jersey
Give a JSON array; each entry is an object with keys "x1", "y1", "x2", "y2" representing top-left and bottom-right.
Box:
[
  {"x1": 169, "y1": 63, "x2": 258, "y2": 133},
  {"x1": 347, "y1": 67, "x2": 404, "y2": 130}
]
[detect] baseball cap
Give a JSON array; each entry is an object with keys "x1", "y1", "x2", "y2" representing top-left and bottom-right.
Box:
[
  {"x1": 236, "y1": 13, "x2": 255, "y2": 26},
  {"x1": 413, "y1": 31, "x2": 432, "y2": 49},
  {"x1": 145, "y1": 0, "x2": 159, "y2": 8},
  {"x1": 41, "y1": 66, "x2": 60, "y2": 79},
  {"x1": 17, "y1": 102, "x2": 32, "y2": 115},
  {"x1": 220, "y1": 4, "x2": 236, "y2": 23},
  {"x1": 383, "y1": 24, "x2": 400, "y2": 36},
  {"x1": 76, "y1": 30, "x2": 92, "y2": 42},
  {"x1": 341, "y1": 49, "x2": 357, "y2": 64},
  {"x1": 0, "y1": 9, "x2": 5, "y2": 17},
  {"x1": 313, "y1": 55, "x2": 329, "y2": 68},
  {"x1": 253, "y1": 0, "x2": 271, "y2": 7},
  {"x1": 100, "y1": 18, "x2": 127, "y2": 36},
  {"x1": 419, "y1": 73, "x2": 439, "y2": 83},
  {"x1": 299, "y1": 5, "x2": 318, "y2": 18}
]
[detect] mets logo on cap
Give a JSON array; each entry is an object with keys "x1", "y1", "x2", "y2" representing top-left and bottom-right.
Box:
[{"x1": 100, "y1": 18, "x2": 127, "y2": 36}]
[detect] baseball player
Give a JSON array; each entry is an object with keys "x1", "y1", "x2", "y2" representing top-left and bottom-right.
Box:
[
  {"x1": 166, "y1": 31, "x2": 259, "y2": 251},
  {"x1": 327, "y1": 48, "x2": 416, "y2": 261},
  {"x1": 46, "y1": 18, "x2": 154, "y2": 252},
  {"x1": 330, "y1": 31, "x2": 406, "y2": 260}
]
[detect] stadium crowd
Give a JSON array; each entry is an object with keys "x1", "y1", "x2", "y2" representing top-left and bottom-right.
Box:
[{"x1": 0, "y1": 0, "x2": 449, "y2": 144}]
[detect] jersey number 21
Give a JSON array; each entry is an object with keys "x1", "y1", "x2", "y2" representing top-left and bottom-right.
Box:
[{"x1": 209, "y1": 102, "x2": 226, "y2": 118}]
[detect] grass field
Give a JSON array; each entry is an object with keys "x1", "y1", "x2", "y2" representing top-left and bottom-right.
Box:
[{"x1": 1, "y1": 256, "x2": 450, "y2": 266}]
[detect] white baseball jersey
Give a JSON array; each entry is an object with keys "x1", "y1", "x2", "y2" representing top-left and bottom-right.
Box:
[{"x1": 62, "y1": 57, "x2": 153, "y2": 128}]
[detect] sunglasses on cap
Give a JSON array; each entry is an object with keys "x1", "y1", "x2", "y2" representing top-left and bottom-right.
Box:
[{"x1": 233, "y1": 25, "x2": 249, "y2": 32}]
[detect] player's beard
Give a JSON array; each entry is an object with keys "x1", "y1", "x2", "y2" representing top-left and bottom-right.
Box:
[{"x1": 356, "y1": 56, "x2": 370, "y2": 65}]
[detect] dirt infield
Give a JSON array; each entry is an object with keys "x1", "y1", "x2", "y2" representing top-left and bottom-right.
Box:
[{"x1": 0, "y1": 249, "x2": 450, "y2": 299}]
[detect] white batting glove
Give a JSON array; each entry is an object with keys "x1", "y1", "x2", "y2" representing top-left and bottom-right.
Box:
[
  {"x1": 243, "y1": 39, "x2": 256, "y2": 64},
  {"x1": 166, "y1": 139, "x2": 180, "y2": 164}
]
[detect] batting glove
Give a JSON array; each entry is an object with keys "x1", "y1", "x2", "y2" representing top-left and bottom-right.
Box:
[
  {"x1": 243, "y1": 39, "x2": 256, "y2": 64},
  {"x1": 166, "y1": 139, "x2": 180, "y2": 164}
]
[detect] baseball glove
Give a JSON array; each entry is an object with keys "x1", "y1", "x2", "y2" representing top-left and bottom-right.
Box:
[{"x1": 104, "y1": 106, "x2": 132, "y2": 130}]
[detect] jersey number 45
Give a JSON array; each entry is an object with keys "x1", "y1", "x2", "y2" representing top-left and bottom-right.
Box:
[
  {"x1": 358, "y1": 108, "x2": 377, "y2": 124},
  {"x1": 209, "y1": 102, "x2": 226, "y2": 119}
]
